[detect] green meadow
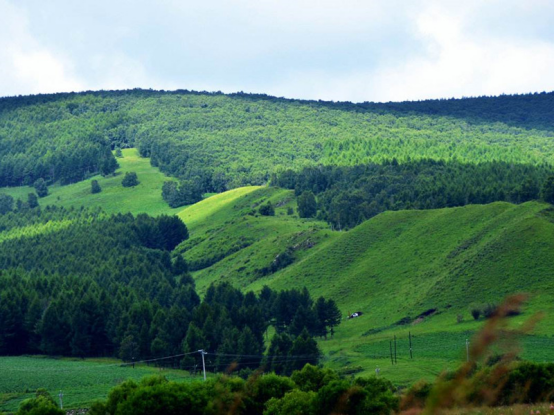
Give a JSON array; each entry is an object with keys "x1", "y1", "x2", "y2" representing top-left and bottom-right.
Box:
[
  {"x1": 0, "y1": 148, "x2": 181, "y2": 216},
  {"x1": 0, "y1": 356, "x2": 197, "y2": 413}
]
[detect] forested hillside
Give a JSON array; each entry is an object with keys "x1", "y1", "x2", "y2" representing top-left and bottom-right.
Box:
[{"x1": 1, "y1": 90, "x2": 553, "y2": 193}]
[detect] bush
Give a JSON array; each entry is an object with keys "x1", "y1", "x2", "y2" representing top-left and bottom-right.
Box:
[
  {"x1": 457, "y1": 314, "x2": 464, "y2": 323},
  {"x1": 122, "y1": 172, "x2": 139, "y2": 187},
  {"x1": 287, "y1": 207, "x2": 294, "y2": 215},
  {"x1": 91, "y1": 179, "x2": 101, "y2": 194},
  {"x1": 264, "y1": 390, "x2": 316, "y2": 415},
  {"x1": 33, "y1": 178, "x2": 48, "y2": 198},
  {"x1": 483, "y1": 303, "x2": 497, "y2": 319},
  {"x1": 471, "y1": 308, "x2": 481, "y2": 320},
  {"x1": 258, "y1": 201, "x2": 275, "y2": 216},
  {"x1": 17, "y1": 389, "x2": 63, "y2": 415}
]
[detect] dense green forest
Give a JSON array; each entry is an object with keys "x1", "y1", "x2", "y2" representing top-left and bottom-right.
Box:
[
  {"x1": 1, "y1": 90, "x2": 553, "y2": 193},
  {"x1": 273, "y1": 160, "x2": 554, "y2": 229},
  {"x1": 0, "y1": 205, "x2": 340, "y2": 374}
]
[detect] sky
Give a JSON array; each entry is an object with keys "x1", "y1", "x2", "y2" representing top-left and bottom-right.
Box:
[{"x1": 1, "y1": 0, "x2": 554, "y2": 102}]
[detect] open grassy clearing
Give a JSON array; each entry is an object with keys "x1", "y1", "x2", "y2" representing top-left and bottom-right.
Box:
[
  {"x1": 0, "y1": 356, "x2": 198, "y2": 413},
  {"x1": 0, "y1": 148, "x2": 181, "y2": 216}
]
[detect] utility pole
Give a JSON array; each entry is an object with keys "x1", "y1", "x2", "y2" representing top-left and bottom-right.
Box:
[
  {"x1": 198, "y1": 349, "x2": 207, "y2": 380},
  {"x1": 394, "y1": 335, "x2": 398, "y2": 364},
  {"x1": 465, "y1": 339, "x2": 469, "y2": 362},
  {"x1": 409, "y1": 331, "x2": 413, "y2": 359},
  {"x1": 58, "y1": 391, "x2": 63, "y2": 410},
  {"x1": 389, "y1": 340, "x2": 393, "y2": 365}
]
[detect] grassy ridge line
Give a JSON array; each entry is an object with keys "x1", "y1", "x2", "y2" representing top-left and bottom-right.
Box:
[
  {"x1": 0, "y1": 148, "x2": 181, "y2": 216},
  {"x1": 179, "y1": 186, "x2": 336, "y2": 293},
  {"x1": 178, "y1": 186, "x2": 262, "y2": 231}
]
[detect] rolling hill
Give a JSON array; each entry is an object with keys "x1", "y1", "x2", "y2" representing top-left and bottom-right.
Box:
[{"x1": 178, "y1": 187, "x2": 554, "y2": 382}]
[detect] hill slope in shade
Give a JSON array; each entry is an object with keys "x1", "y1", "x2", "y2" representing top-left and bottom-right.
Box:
[{"x1": 0, "y1": 148, "x2": 180, "y2": 216}]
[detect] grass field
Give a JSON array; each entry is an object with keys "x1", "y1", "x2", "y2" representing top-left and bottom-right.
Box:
[
  {"x1": 0, "y1": 356, "x2": 199, "y2": 413},
  {"x1": 0, "y1": 148, "x2": 181, "y2": 216}
]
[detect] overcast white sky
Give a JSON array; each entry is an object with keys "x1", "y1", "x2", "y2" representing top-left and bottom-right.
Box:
[{"x1": 1, "y1": 0, "x2": 554, "y2": 102}]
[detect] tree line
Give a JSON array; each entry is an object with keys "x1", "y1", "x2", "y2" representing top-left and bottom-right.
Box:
[
  {"x1": 0, "y1": 206, "x2": 341, "y2": 374},
  {"x1": 272, "y1": 159, "x2": 554, "y2": 229}
]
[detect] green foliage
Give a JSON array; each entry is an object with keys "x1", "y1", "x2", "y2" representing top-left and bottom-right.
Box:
[
  {"x1": 33, "y1": 178, "x2": 48, "y2": 198},
  {"x1": 274, "y1": 160, "x2": 554, "y2": 229},
  {"x1": 91, "y1": 179, "x2": 101, "y2": 194},
  {"x1": 16, "y1": 389, "x2": 63, "y2": 415},
  {"x1": 541, "y1": 175, "x2": 554, "y2": 204},
  {"x1": 297, "y1": 191, "x2": 317, "y2": 218},
  {"x1": 314, "y1": 377, "x2": 398, "y2": 415},
  {"x1": 258, "y1": 201, "x2": 275, "y2": 216},
  {"x1": 122, "y1": 171, "x2": 139, "y2": 187},
  {"x1": 27, "y1": 193, "x2": 38, "y2": 209},
  {"x1": 162, "y1": 180, "x2": 203, "y2": 208},
  {"x1": 290, "y1": 364, "x2": 339, "y2": 392},
  {"x1": 115, "y1": 147, "x2": 123, "y2": 158},
  {"x1": 0, "y1": 194, "x2": 14, "y2": 214},
  {"x1": 264, "y1": 389, "x2": 317, "y2": 415},
  {"x1": 1, "y1": 90, "x2": 553, "y2": 193}
]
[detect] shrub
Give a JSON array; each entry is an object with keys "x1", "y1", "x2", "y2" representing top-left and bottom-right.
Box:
[
  {"x1": 122, "y1": 172, "x2": 139, "y2": 187},
  {"x1": 471, "y1": 308, "x2": 481, "y2": 320},
  {"x1": 258, "y1": 201, "x2": 275, "y2": 216},
  {"x1": 17, "y1": 389, "x2": 63, "y2": 415},
  {"x1": 287, "y1": 207, "x2": 294, "y2": 215},
  {"x1": 457, "y1": 314, "x2": 464, "y2": 323},
  {"x1": 33, "y1": 178, "x2": 48, "y2": 198},
  {"x1": 483, "y1": 303, "x2": 497, "y2": 319},
  {"x1": 91, "y1": 180, "x2": 101, "y2": 194},
  {"x1": 264, "y1": 390, "x2": 316, "y2": 415}
]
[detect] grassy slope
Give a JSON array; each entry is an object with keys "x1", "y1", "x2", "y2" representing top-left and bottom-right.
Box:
[
  {"x1": 179, "y1": 188, "x2": 554, "y2": 384},
  {"x1": 177, "y1": 186, "x2": 333, "y2": 293},
  {"x1": 0, "y1": 148, "x2": 180, "y2": 216}
]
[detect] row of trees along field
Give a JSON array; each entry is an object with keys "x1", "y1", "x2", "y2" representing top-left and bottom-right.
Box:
[
  {"x1": 0, "y1": 89, "x2": 553, "y2": 192},
  {"x1": 0, "y1": 206, "x2": 340, "y2": 374},
  {"x1": 273, "y1": 159, "x2": 554, "y2": 229}
]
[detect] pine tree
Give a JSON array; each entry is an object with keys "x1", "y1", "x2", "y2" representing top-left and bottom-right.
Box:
[
  {"x1": 297, "y1": 191, "x2": 317, "y2": 218},
  {"x1": 27, "y1": 193, "x2": 39, "y2": 209},
  {"x1": 285, "y1": 329, "x2": 321, "y2": 375},
  {"x1": 91, "y1": 179, "x2": 101, "y2": 194}
]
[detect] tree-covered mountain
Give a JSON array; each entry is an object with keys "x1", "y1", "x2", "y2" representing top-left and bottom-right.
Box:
[{"x1": 0, "y1": 89, "x2": 552, "y2": 192}]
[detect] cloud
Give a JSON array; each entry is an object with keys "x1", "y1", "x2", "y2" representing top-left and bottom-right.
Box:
[
  {"x1": 0, "y1": 0, "x2": 85, "y2": 96},
  {"x1": 262, "y1": 1, "x2": 554, "y2": 102},
  {"x1": 0, "y1": 0, "x2": 553, "y2": 101}
]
